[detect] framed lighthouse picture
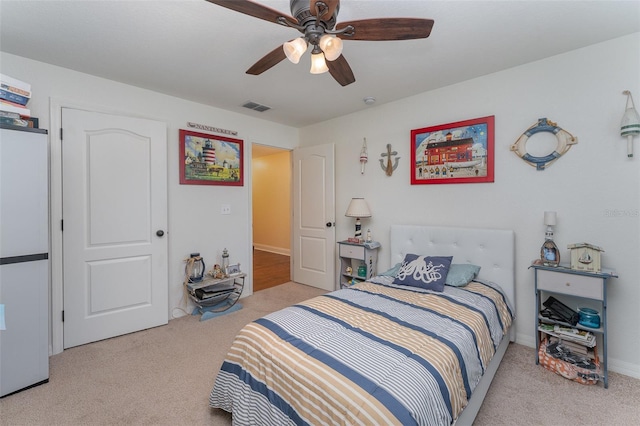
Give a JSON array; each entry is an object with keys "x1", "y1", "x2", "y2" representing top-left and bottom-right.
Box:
[
  {"x1": 410, "y1": 116, "x2": 494, "y2": 185},
  {"x1": 179, "y1": 129, "x2": 244, "y2": 186}
]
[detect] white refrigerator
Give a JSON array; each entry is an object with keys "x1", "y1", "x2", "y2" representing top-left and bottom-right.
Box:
[{"x1": 0, "y1": 124, "x2": 50, "y2": 397}]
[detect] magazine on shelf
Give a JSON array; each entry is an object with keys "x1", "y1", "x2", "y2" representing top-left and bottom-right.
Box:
[
  {"x1": 195, "y1": 283, "x2": 235, "y2": 300},
  {"x1": 538, "y1": 323, "x2": 596, "y2": 347}
]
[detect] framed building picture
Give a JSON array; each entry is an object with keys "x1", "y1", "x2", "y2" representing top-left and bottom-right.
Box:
[
  {"x1": 410, "y1": 116, "x2": 494, "y2": 184},
  {"x1": 179, "y1": 129, "x2": 244, "y2": 186}
]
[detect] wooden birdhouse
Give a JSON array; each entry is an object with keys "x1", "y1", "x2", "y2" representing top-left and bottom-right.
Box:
[{"x1": 567, "y1": 242, "x2": 604, "y2": 273}]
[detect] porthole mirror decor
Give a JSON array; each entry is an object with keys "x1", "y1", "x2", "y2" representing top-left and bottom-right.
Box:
[{"x1": 510, "y1": 118, "x2": 578, "y2": 170}]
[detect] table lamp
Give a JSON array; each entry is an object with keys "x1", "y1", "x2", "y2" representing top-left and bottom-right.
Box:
[{"x1": 345, "y1": 198, "x2": 371, "y2": 241}]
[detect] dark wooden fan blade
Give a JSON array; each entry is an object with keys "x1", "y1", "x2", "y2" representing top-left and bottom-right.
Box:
[
  {"x1": 336, "y1": 18, "x2": 434, "y2": 41},
  {"x1": 327, "y1": 55, "x2": 355, "y2": 86},
  {"x1": 205, "y1": 0, "x2": 296, "y2": 25},
  {"x1": 246, "y1": 45, "x2": 287, "y2": 75}
]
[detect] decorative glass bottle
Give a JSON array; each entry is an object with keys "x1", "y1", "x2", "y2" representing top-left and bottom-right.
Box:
[{"x1": 188, "y1": 253, "x2": 205, "y2": 283}]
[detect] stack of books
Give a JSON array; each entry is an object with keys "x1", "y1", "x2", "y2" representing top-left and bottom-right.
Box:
[
  {"x1": 548, "y1": 336, "x2": 597, "y2": 360},
  {"x1": 0, "y1": 74, "x2": 32, "y2": 127}
]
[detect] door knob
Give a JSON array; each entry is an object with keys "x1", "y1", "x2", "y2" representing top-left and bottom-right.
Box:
[
  {"x1": 326, "y1": 222, "x2": 333, "y2": 228},
  {"x1": 156, "y1": 230, "x2": 165, "y2": 237}
]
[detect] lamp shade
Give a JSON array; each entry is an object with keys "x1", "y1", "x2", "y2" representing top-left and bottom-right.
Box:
[
  {"x1": 283, "y1": 38, "x2": 308, "y2": 64},
  {"x1": 319, "y1": 34, "x2": 343, "y2": 61},
  {"x1": 345, "y1": 198, "x2": 371, "y2": 218},
  {"x1": 310, "y1": 51, "x2": 329, "y2": 74},
  {"x1": 544, "y1": 211, "x2": 557, "y2": 226}
]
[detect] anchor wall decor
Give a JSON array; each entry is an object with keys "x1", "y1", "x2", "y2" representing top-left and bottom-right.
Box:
[{"x1": 379, "y1": 144, "x2": 399, "y2": 176}]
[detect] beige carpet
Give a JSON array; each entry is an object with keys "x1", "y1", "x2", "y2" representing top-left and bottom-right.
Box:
[{"x1": 1, "y1": 282, "x2": 639, "y2": 425}]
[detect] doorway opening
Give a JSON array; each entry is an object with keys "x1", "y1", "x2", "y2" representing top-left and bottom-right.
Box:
[{"x1": 252, "y1": 144, "x2": 291, "y2": 292}]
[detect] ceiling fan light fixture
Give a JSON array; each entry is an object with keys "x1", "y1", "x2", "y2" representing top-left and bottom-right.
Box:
[
  {"x1": 283, "y1": 38, "x2": 308, "y2": 64},
  {"x1": 310, "y1": 49, "x2": 329, "y2": 74},
  {"x1": 207, "y1": 0, "x2": 434, "y2": 87},
  {"x1": 319, "y1": 34, "x2": 343, "y2": 61}
]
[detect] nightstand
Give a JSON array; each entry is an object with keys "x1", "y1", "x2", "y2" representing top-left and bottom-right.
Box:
[
  {"x1": 337, "y1": 241, "x2": 380, "y2": 290},
  {"x1": 185, "y1": 273, "x2": 246, "y2": 320},
  {"x1": 531, "y1": 263, "x2": 617, "y2": 388}
]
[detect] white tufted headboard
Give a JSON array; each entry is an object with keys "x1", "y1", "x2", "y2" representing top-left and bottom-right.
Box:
[{"x1": 390, "y1": 225, "x2": 516, "y2": 338}]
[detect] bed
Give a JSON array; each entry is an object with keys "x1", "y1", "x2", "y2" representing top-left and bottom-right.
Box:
[{"x1": 210, "y1": 225, "x2": 516, "y2": 425}]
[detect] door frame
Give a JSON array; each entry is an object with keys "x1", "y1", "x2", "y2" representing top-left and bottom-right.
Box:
[
  {"x1": 250, "y1": 144, "x2": 293, "y2": 288},
  {"x1": 48, "y1": 98, "x2": 169, "y2": 355}
]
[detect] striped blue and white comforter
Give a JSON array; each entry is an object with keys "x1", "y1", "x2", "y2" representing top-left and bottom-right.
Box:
[{"x1": 209, "y1": 278, "x2": 514, "y2": 425}]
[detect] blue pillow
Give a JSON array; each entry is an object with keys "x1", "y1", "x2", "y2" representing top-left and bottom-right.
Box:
[
  {"x1": 379, "y1": 262, "x2": 402, "y2": 277},
  {"x1": 445, "y1": 263, "x2": 481, "y2": 287},
  {"x1": 393, "y1": 254, "x2": 452, "y2": 291}
]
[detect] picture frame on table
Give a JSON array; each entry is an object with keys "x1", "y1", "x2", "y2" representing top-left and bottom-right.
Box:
[
  {"x1": 410, "y1": 115, "x2": 494, "y2": 184},
  {"x1": 226, "y1": 263, "x2": 241, "y2": 276},
  {"x1": 179, "y1": 129, "x2": 244, "y2": 186}
]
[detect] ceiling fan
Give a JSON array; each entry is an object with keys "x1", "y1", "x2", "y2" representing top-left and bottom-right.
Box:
[{"x1": 205, "y1": 0, "x2": 434, "y2": 86}]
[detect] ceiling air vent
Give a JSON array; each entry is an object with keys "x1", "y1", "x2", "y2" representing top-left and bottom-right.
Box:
[{"x1": 242, "y1": 101, "x2": 271, "y2": 112}]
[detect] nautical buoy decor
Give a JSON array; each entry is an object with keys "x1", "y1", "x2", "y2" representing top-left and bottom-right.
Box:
[{"x1": 511, "y1": 118, "x2": 578, "y2": 170}]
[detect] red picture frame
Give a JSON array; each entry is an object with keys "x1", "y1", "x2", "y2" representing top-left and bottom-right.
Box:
[
  {"x1": 411, "y1": 116, "x2": 494, "y2": 185},
  {"x1": 179, "y1": 129, "x2": 243, "y2": 186}
]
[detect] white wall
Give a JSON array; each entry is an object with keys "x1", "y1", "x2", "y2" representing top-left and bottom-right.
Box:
[
  {"x1": 0, "y1": 52, "x2": 299, "y2": 353},
  {"x1": 299, "y1": 33, "x2": 640, "y2": 378}
]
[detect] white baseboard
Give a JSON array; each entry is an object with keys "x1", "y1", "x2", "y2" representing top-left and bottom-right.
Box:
[
  {"x1": 609, "y1": 358, "x2": 640, "y2": 379},
  {"x1": 516, "y1": 332, "x2": 536, "y2": 349},
  {"x1": 253, "y1": 244, "x2": 290, "y2": 256}
]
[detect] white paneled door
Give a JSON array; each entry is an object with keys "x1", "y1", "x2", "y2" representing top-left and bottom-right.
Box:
[
  {"x1": 61, "y1": 108, "x2": 168, "y2": 349},
  {"x1": 292, "y1": 144, "x2": 335, "y2": 291}
]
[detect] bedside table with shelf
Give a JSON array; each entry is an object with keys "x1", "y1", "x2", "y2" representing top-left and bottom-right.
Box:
[
  {"x1": 337, "y1": 241, "x2": 380, "y2": 290},
  {"x1": 531, "y1": 263, "x2": 617, "y2": 388},
  {"x1": 185, "y1": 273, "x2": 246, "y2": 320}
]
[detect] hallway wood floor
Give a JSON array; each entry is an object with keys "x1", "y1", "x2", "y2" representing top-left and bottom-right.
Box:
[{"x1": 253, "y1": 249, "x2": 290, "y2": 292}]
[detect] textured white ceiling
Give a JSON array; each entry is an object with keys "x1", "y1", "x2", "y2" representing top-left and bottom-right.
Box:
[{"x1": 1, "y1": 0, "x2": 639, "y2": 128}]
